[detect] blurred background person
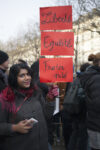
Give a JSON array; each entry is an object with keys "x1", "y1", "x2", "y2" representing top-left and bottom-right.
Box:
[
  {"x1": 0, "y1": 50, "x2": 9, "y2": 150},
  {"x1": 18, "y1": 59, "x2": 28, "y2": 65},
  {"x1": 0, "y1": 50, "x2": 9, "y2": 93},
  {"x1": 80, "y1": 53, "x2": 100, "y2": 150}
]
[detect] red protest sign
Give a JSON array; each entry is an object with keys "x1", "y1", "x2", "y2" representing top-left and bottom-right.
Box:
[
  {"x1": 40, "y1": 6, "x2": 72, "y2": 30},
  {"x1": 41, "y1": 32, "x2": 74, "y2": 56},
  {"x1": 39, "y1": 58, "x2": 73, "y2": 83}
]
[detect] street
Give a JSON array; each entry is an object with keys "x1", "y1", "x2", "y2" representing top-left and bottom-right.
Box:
[{"x1": 52, "y1": 138, "x2": 66, "y2": 150}]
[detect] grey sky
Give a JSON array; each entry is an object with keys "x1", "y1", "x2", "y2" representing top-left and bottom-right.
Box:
[
  {"x1": 0, "y1": 0, "x2": 57, "y2": 42},
  {"x1": 0, "y1": 0, "x2": 97, "y2": 42}
]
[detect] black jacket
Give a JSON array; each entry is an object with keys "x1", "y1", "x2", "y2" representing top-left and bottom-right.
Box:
[
  {"x1": 0, "y1": 89, "x2": 54, "y2": 150},
  {"x1": 0, "y1": 69, "x2": 8, "y2": 150},
  {"x1": 0, "y1": 69, "x2": 7, "y2": 93},
  {"x1": 80, "y1": 66, "x2": 100, "y2": 132}
]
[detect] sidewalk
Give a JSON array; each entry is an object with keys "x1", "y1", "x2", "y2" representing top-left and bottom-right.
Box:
[{"x1": 52, "y1": 135, "x2": 65, "y2": 150}]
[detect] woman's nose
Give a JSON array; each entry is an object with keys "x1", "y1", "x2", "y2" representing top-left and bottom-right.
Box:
[{"x1": 25, "y1": 75, "x2": 30, "y2": 79}]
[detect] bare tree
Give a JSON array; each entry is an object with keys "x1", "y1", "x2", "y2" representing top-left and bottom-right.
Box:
[
  {"x1": 0, "y1": 41, "x2": 4, "y2": 50},
  {"x1": 55, "y1": 0, "x2": 100, "y2": 71},
  {"x1": 23, "y1": 22, "x2": 40, "y2": 60}
]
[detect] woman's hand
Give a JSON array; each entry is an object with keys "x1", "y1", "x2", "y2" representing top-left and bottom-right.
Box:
[
  {"x1": 46, "y1": 84, "x2": 59, "y2": 101},
  {"x1": 12, "y1": 120, "x2": 32, "y2": 134}
]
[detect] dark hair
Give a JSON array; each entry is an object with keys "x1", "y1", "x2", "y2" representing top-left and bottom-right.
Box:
[
  {"x1": 80, "y1": 63, "x2": 90, "y2": 72},
  {"x1": 18, "y1": 59, "x2": 27, "y2": 65},
  {"x1": 31, "y1": 60, "x2": 39, "y2": 82},
  {"x1": 0, "y1": 50, "x2": 9, "y2": 65},
  {"x1": 8, "y1": 64, "x2": 33, "y2": 89},
  {"x1": 88, "y1": 53, "x2": 100, "y2": 66}
]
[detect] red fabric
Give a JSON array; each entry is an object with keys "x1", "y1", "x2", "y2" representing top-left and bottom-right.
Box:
[
  {"x1": 0, "y1": 87, "x2": 16, "y2": 113},
  {"x1": 0, "y1": 86, "x2": 37, "y2": 113},
  {"x1": 19, "y1": 88, "x2": 34, "y2": 99},
  {"x1": 47, "y1": 85, "x2": 59, "y2": 99},
  {"x1": 0, "y1": 86, "x2": 15, "y2": 102}
]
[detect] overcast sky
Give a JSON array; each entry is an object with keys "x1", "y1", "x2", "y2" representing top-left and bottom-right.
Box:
[
  {"x1": 0, "y1": 0, "x2": 97, "y2": 42},
  {"x1": 0, "y1": 0, "x2": 58, "y2": 42}
]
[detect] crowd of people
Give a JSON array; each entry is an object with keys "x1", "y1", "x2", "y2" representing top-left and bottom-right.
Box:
[{"x1": 0, "y1": 49, "x2": 100, "y2": 150}]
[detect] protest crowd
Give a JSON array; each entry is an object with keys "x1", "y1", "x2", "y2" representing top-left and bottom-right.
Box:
[
  {"x1": 0, "y1": 3, "x2": 100, "y2": 150},
  {"x1": 0, "y1": 49, "x2": 100, "y2": 150}
]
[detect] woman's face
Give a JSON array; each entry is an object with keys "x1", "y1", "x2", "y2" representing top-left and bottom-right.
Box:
[
  {"x1": 1, "y1": 59, "x2": 9, "y2": 70},
  {"x1": 17, "y1": 69, "x2": 32, "y2": 88}
]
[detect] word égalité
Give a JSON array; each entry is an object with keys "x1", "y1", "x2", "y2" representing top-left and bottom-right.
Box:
[{"x1": 43, "y1": 36, "x2": 72, "y2": 51}]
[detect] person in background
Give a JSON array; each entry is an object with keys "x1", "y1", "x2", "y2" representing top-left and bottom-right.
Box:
[
  {"x1": 18, "y1": 59, "x2": 28, "y2": 65},
  {"x1": 0, "y1": 50, "x2": 9, "y2": 93},
  {"x1": 0, "y1": 50, "x2": 9, "y2": 150},
  {"x1": 62, "y1": 63, "x2": 90, "y2": 150},
  {"x1": 61, "y1": 82, "x2": 73, "y2": 150},
  {"x1": 31, "y1": 59, "x2": 49, "y2": 100},
  {"x1": 80, "y1": 53, "x2": 100, "y2": 150},
  {"x1": 68, "y1": 63, "x2": 90, "y2": 150},
  {"x1": 0, "y1": 63, "x2": 58, "y2": 150}
]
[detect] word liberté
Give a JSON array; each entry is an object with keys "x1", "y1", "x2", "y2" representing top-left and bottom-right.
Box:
[{"x1": 41, "y1": 11, "x2": 71, "y2": 24}]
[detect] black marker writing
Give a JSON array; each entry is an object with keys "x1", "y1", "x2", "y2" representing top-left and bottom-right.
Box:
[
  {"x1": 55, "y1": 72, "x2": 67, "y2": 79},
  {"x1": 41, "y1": 12, "x2": 71, "y2": 24},
  {"x1": 43, "y1": 60, "x2": 64, "y2": 71},
  {"x1": 44, "y1": 36, "x2": 72, "y2": 51}
]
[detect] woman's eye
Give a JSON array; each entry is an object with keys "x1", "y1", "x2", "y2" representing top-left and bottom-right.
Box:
[
  {"x1": 19, "y1": 74, "x2": 25, "y2": 78},
  {"x1": 18, "y1": 73, "x2": 30, "y2": 78}
]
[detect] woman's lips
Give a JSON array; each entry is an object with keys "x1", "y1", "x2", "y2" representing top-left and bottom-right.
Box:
[{"x1": 24, "y1": 81, "x2": 31, "y2": 85}]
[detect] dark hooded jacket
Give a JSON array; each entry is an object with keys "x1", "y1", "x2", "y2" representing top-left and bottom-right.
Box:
[
  {"x1": 0, "y1": 69, "x2": 8, "y2": 93},
  {"x1": 0, "y1": 89, "x2": 54, "y2": 150},
  {"x1": 31, "y1": 60, "x2": 49, "y2": 98},
  {"x1": 0, "y1": 69, "x2": 8, "y2": 150},
  {"x1": 80, "y1": 65, "x2": 100, "y2": 132}
]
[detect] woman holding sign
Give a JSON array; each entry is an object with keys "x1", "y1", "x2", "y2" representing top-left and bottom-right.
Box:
[{"x1": 0, "y1": 63, "x2": 58, "y2": 150}]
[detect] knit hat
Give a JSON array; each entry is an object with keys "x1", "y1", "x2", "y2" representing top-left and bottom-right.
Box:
[{"x1": 0, "y1": 50, "x2": 9, "y2": 65}]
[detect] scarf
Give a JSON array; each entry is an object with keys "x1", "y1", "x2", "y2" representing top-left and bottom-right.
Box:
[
  {"x1": 0, "y1": 86, "x2": 37, "y2": 113},
  {"x1": 19, "y1": 88, "x2": 34, "y2": 99},
  {"x1": 0, "y1": 86, "x2": 16, "y2": 113}
]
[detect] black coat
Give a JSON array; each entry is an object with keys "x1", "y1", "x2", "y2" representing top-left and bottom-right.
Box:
[
  {"x1": 31, "y1": 60, "x2": 49, "y2": 98},
  {"x1": 0, "y1": 69, "x2": 8, "y2": 150},
  {"x1": 0, "y1": 69, "x2": 7, "y2": 93},
  {"x1": 80, "y1": 66, "x2": 100, "y2": 132},
  {"x1": 0, "y1": 89, "x2": 54, "y2": 150}
]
